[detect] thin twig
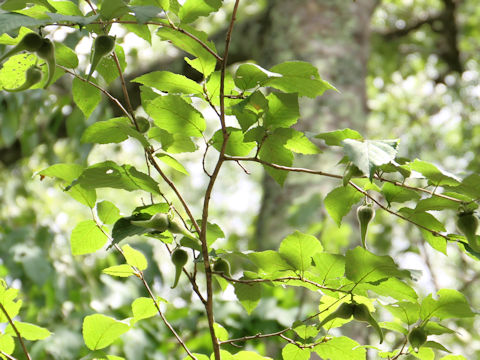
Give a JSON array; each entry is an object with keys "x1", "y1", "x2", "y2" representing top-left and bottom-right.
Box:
[
  {"x1": 58, "y1": 65, "x2": 131, "y2": 119},
  {"x1": 224, "y1": 156, "x2": 466, "y2": 204},
  {"x1": 218, "y1": 274, "x2": 350, "y2": 294},
  {"x1": 0, "y1": 351, "x2": 17, "y2": 360},
  {"x1": 0, "y1": 303, "x2": 32, "y2": 360},
  {"x1": 90, "y1": 213, "x2": 198, "y2": 359},
  {"x1": 146, "y1": 152, "x2": 201, "y2": 235},
  {"x1": 140, "y1": 276, "x2": 199, "y2": 360},
  {"x1": 224, "y1": 156, "x2": 460, "y2": 241},
  {"x1": 111, "y1": 52, "x2": 135, "y2": 118}
]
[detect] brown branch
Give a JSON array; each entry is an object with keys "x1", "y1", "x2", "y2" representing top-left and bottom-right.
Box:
[
  {"x1": 0, "y1": 351, "x2": 17, "y2": 360},
  {"x1": 348, "y1": 181, "x2": 450, "y2": 240},
  {"x1": 140, "y1": 276, "x2": 198, "y2": 360},
  {"x1": 220, "y1": 294, "x2": 351, "y2": 346},
  {"x1": 218, "y1": 274, "x2": 350, "y2": 294},
  {"x1": 111, "y1": 51, "x2": 135, "y2": 118},
  {"x1": 146, "y1": 152, "x2": 201, "y2": 235},
  {"x1": 224, "y1": 156, "x2": 462, "y2": 242},
  {"x1": 198, "y1": 3, "x2": 241, "y2": 360},
  {"x1": 379, "y1": 13, "x2": 442, "y2": 40},
  {"x1": 91, "y1": 213, "x2": 198, "y2": 359},
  {"x1": 225, "y1": 156, "x2": 464, "y2": 204},
  {"x1": 0, "y1": 303, "x2": 32, "y2": 360}
]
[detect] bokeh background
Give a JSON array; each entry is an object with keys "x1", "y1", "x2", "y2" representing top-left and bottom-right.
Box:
[{"x1": 1, "y1": 0, "x2": 480, "y2": 358}]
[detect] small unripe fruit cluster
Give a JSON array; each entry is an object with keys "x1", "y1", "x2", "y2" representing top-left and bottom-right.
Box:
[
  {"x1": 318, "y1": 301, "x2": 383, "y2": 343},
  {"x1": 87, "y1": 35, "x2": 116, "y2": 81},
  {"x1": 357, "y1": 203, "x2": 375, "y2": 249},
  {"x1": 0, "y1": 33, "x2": 56, "y2": 90},
  {"x1": 171, "y1": 248, "x2": 188, "y2": 289}
]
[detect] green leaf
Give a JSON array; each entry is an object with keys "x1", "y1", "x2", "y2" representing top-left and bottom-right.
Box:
[
  {"x1": 424, "y1": 340, "x2": 450, "y2": 353},
  {"x1": 247, "y1": 250, "x2": 292, "y2": 274},
  {"x1": 155, "y1": 153, "x2": 190, "y2": 174},
  {"x1": 55, "y1": 42, "x2": 79, "y2": 68},
  {"x1": 314, "y1": 336, "x2": 366, "y2": 360},
  {"x1": 265, "y1": 61, "x2": 336, "y2": 98},
  {"x1": 213, "y1": 323, "x2": 228, "y2": 342},
  {"x1": 258, "y1": 132, "x2": 293, "y2": 186},
  {"x1": 234, "y1": 63, "x2": 281, "y2": 90},
  {"x1": 133, "y1": 71, "x2": 203, "y2": 94},
  {"x1": 233, "y1": 351, "x2": 272, "y2": 360},
  {"x1": 38, "y1": 163, "x2": 97, "y2": 208},
  {"x1": 231, "y1": 91, "x2": 266, "y2": 131},
  {"x1": 81, "y1": 117, "x2": 149, "y2": 147},
  {"x1": 440, "y1": 355, "x2": 467, "y2": 360},
  {"x1": 204, "y1": 221, "x2": 224, "y2": 247},
  {"x1": 97, "y1": 201, "x2": 121, "y2": 225},
  {"x1": 342, "y1": 139, "x2": 399, "y2": 180},
  {"x1": 130, "y1": 5, "x2": 163, "y2": 23},
  {"x1": 324, "y1": 186, "x2": 363, "y2": 226},
  {"x1": 70, "y1": 220, "x2": 107, "y2": 255},
  {"x1": 0, "y1": 333, "x2": 14, "y2": 355},
  {"x1": 279, "y1": 231, "x2": 323, "y2": 273},
  {"x1": 5, "y1": 321, "x2": 51, "y2": 340},
  {"x1": 234, "y1": 282, "x2": 262, "y2": 314},
  {"x1": 179, "y1": 0, "x2": 222, "y2": 23},
  {"x1": 105, "y1": 356, "x2": 125, "y2": 360},
  {"x1": 414, "y1": 196, "x2": 461, "y2": 212},
  {"x1": 381, "y1": 182, "x2": 421, "y2": 206},
  {"x1": 122, "y1": 244, "x2": 148, "y2": 270},
  {"x1": 157, "y1": 26, "x2": 216, "y2": 77},
  {"x1": 409, "y1": 160, "x2": 460, "y2": 187},
  {"x1": 383, "y1": 301, "x2": 420, "y2": 325},
  {"x1": 210, "y1": 127, "x2": 256, "y2": 156},
  {"x1": 282, "y1": 343, "x2": 311, "y2": 360},
  {"x1": 183, "y1": 354, "x2": 210, "y2": 360},
  {"x1": 38, "y1": 163, "x2": 83, "y2": 182},
  {"x1": 82, "y1": 314, "x2": 130, "y2": 350},
  {"x1": 47, "y1": 13, "x2": 100, "y2": 26},
  {"x1": 205, "y1": 71, "x2": 235, "y2": 105},
  {"x1": 293, "y1": 324, "x2": 319, "y2": 340},
  {"x1": 132, "y1": 297, "x2": 164, "y2": 322},
  {"x1": 0, "y1": 13, "x2": 49, "y2": 35},
  {"x1": 72, "y1": 77, "x2": 102, "y2": 118},
  {"x1": 102, "y1": 264, "x2": 135, "y2": 277},
  {"x1": 398, "y1": 207, "x2": 447, "y2": 254},
  {"x1": 0, "y1": 53, "x2": 36, "y2": 89},
  {"x1": 145, "y1": 95, "x2": 206, "y2": 137},
  {"x1": 447, "y1": 173, "x2": 480, "y2": 199},
  {"x1": 2, "y1": 0, "x2": 56, "y2": 12},
  {"x1": 315, "y1": 128, "x2": 363, "y2": 146},
  {"x1": 0, "y1": 284, "x2": 22, "y2": 322},
  {"x1": 345, "y1": 247, "x2": 411, "y2": 284},
  {"x1": 310, "y1": 253, "x2": 345, "y2": 283},
  {"x1": 100, "y1": 0, "x2": 130, "y2": 19},
  {"x1": 423, "y1": 322, "x2": 455, "y2": 335},
  {"x1": 73, "y1": 161, "x2": 161, "y2": 195},
  {"x1": 378, "y1": 321, "x2": 408, "y2": 335},
  {"x1": 420, "y1": 289, "x2": 475, "y2": 321},
  {"x1": 95, "y1": 44, "x2": 126, "y2": 85},
  {"x1": 276, "y1": 128, "x2": 320, "y2": 155},
  {"x1": 358, "y1": 277, "x2": 418, "y2": 302},
  {"x1": 121, "y1": 14, "x2": 152, "y2": 43},
  {"x1": 264, "y1": 92, "x2": 299, "y2": 129},
  {"x1": 411, "y1": 347, "x2": 435, "y2": 360},
  {"x1": 148, "y1": 127, "x2": 197, "y2": 153}
]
